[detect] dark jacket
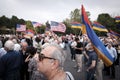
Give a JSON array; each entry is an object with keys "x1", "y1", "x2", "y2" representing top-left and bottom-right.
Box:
[{"x1": 0, "y1": 50, "x2": 22, "y2": 80}]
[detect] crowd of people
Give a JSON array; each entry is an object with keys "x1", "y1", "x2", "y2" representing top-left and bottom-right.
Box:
[{"x1": 0, "y1": 31, "x2": 120, "y2": 80}]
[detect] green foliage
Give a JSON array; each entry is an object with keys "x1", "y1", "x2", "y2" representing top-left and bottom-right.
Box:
[
  {"x1": 66, "y1": 8, "x2": 91, "y2": 35},
  {"x1": 97, "y1": 13, "x2": 120, "y2": 34},
  {"x1": 0, "y1": 15, "x2": 10, "y2": 27},
  {"x1": 25, "y1": 21, "x2": 33, "y2": 30},
  {"x1": 36, "y1": 25, "x2": 46, "y2": 34},
  {"x1": 115, "y1": 22, "x2": 120, "y2": 33},
  {"x1": 70, "y1": 8, "x2": 81, "y2": 23},
  {"x1": 0, "y1": 15, "x2": 25, "y2": 29}
]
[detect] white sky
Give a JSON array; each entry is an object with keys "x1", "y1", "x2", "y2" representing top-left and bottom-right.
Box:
[{"x1": 0, "y1": 0, "x2": 120, "y2": 24}]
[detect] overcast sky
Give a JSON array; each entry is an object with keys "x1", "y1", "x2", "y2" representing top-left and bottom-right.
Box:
[{"x1": 0, "y1": 0, "x2": 120, "y2": 24}]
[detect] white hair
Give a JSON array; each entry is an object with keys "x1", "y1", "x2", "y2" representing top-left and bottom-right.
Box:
[
  {"x1": 52, "y1": 47, "x2": 65, "y2": 69},
  {"x1": 4, "y1": 40, "x2": 15, "y2": 51},
  {"x1": 45, "y1": 44, "x2": 66, "y2": 69},
  {"x1": 14, "y1": 44, "x2": 21, "y2": 51}
]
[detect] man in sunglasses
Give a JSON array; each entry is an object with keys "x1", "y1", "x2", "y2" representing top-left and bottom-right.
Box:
[{"x1": 37, "y1": 44, "x2": 74, "y2": 80}]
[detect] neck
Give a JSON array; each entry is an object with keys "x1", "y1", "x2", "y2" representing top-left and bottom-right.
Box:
[{"x1": 47, "y1": 69, "x2": 65, "y2": 80}]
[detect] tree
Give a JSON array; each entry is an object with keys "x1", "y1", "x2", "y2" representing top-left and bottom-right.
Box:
[
  {"x1": 63, "y1": 20, "x2": 71, "y2": 34},
  {"x1": 10, "y1": 16, "x2": 19, "y2": 29},
  {"x1": 0, "y1": 15, "x2": 10, "y2": 27},
  {"x1": 25, "y1": 21, "x2": 34, "y2": 30},
  {"x1": 68, "y1": 8, "x2": 91, "y2": 35},
  {"x1": 97, "y1": 13, "x2": 120, "y2": 34},
  {"x1": 97, "y1": 13, "x2": 115, "y2": 30},
  {"x1": 35, "y1": 25, "x2": 46, "y2": 34},
  {"x1": 18, "y1": 19, "x2": 25, "y2": 24},
  {"x1": 70, "y1": 8, "x2": 81, "y2": 22}
]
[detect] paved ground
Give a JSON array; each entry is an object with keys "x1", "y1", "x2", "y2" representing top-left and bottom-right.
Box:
[{"x1": 63, "y1": 44, "x2": 115, "y2": 80}]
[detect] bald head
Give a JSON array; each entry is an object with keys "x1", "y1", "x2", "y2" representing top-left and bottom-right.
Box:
[{"x1": 21, "y1": 42, "x2": 28, "y2": 51}]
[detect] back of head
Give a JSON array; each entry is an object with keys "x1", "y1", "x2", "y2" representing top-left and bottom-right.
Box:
[
  {"x1": 21, "y1": 42, "x2": 28, "y2": 47},
  {"x1": 75, "y1": 37, "x2": 79, "y2": 42},
  {"x1": 26, "y1": 46, "x2": 37, "y2": 56},
  {"x1": 12, "y1": 39, "x2": 17, "y2": 44},
  {"x1": 14, "y1": 44, "x2": 21, "y2": 51},
  {"x1": 4, "y1": 40, "x2": 15, "y2": 51}
]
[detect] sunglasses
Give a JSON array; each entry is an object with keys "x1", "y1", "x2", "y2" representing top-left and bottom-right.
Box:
[{"x1": 39, "y1": 54, "x2": 56, "y2": 61}]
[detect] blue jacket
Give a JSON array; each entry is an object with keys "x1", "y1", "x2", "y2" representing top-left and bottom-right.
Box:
[{"x1": 0, "y1": 50, "x2": 22, "y2": 80}]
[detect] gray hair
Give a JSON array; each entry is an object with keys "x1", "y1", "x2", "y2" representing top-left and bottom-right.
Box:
[
  {"x1": 4, "y1": 40, "x2": 15, "y2": 51},
  {"x1": 45, "y1": 44, "x2": 65, "y2": 69}
]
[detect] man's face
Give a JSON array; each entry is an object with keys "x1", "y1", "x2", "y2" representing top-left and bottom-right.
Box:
[
  {"x1": 37, "y1": 46, "x2": 56, "y2": 74},
  {"x1": 21, "y1": 42, "x2": 28, "y2": 51},
  {"x1": 108, "y1": 44, "x2": 112, "y2": 49}
]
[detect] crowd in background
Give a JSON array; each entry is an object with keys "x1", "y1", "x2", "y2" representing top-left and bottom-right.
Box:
[{"x1": 0, "y1": 32, "x2": 120, "y2": 80}]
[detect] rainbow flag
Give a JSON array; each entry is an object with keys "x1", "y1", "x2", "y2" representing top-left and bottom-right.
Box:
[
  {"x1": 93, "y1": 21, "x2": 108, "y2": 32},
  {"x1": 81, "y1": 5, "x2": 114, "y2": 66}
]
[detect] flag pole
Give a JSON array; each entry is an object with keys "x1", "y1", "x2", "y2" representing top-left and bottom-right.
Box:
[
  {"x1": 33, "y1": 27, "x2": 38, "y2": 35},
  {"x1": 79, "y1": 29, "x2": 81, "y2": 36}
]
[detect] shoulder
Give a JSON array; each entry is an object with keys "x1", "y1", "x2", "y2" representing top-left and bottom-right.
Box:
[
  {"x1": 89, "y1": 51, "x2": 98, "y2": 59},
  {"x1": 65, "y1": 71, "x2": 74, "y2": 80},
  {"x1": 112, "y1": 47, "x2": 116, "y2": 50}
]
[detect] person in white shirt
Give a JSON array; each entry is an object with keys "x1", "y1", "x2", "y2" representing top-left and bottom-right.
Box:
[
  {"x1": 106, "y1": 43, "x2": 117, "y2": 78},
  {"x1": 70, "y1": 37, "x2": 77, "y2": 61},
  {"x1": 106, "y1": 43, "x2": 117, "y2": 61},
  {"x1": 0, "y1": 48, "x2": 7, "y2": 58}
]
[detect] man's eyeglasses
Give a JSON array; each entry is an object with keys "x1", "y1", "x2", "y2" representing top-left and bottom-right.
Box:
[{"x1": 39, "y1": 54, "x2": 56, "y2": 61}]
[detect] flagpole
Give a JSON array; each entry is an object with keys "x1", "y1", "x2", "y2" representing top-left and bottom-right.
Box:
[
  {"x1": 33, "y1": 27, "x2": 38, "y2": 35},
  {"x1": 79, "y1": 29, "x2": 81, "y2": 36}
]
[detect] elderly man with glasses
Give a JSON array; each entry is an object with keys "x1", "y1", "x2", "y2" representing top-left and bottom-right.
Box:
[{"x1": 37, "y1": 44, "x2": 74, "y2": 80}]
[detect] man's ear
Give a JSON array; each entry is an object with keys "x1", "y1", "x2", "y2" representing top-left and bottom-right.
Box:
[{"x1": 51, "y1": 60, "x2": 59, "y2": 69}]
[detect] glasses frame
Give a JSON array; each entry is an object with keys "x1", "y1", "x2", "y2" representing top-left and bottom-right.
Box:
[{"x1": 39, "y1": 53, "x2": 56, "y2": 61}]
